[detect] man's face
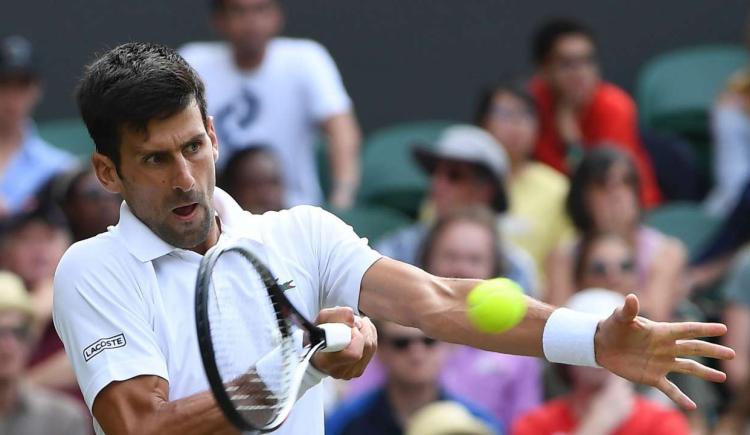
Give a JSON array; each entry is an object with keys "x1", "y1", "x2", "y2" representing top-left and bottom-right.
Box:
[
  {"x1": 542, "y1": 34, "x2": 600, "y2": 106},
  {"x1": 0, "y1": 221, "x2": 70, "y2": 288},
  {"x1": 214, "y1": 0, "x2": 283, "y2": 58},
  {"x1": 0, "y1": 311, "x2": 32, "y2": 381},
  {"x1": 93, "y1": 100, "x2": 219, "y2": 249},
  {"x1": 0, "y1": 76, "x2": 39, "y2": 132},
  {"x1": 430, "y1": 160, "x2": 496, "y2": 217},
  {"x1": 231, "y1": 151, "x2": 284, "y2": 214},
  {"x1": 427, "y1": 220, "x2": 496, "y2": 280},
  {"x1": 65, "y1": 171, "x2": 121, "y2": 240},
  {"x1": 377, "y1": 322, "x2": 444, "y2": 388}
]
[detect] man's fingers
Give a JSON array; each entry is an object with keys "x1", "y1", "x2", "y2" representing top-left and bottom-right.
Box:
[
  {"x1": 315, "y1": 306, "x2": 356, "y2": 328},
  {"x1": 614, "y1": 293, "x2": 640, "y2": 323},
  {"x1": 668, "y1": 322, "x2": 728, "y2": 340},
  {"x1": 656, "y1": 377, "x2": 696, "y2": 410},
  {"x1": 673, "y1": 358, "x2": 727, "y2": 383},
  {"x1": 674, "y1": 339, "x2": 735, "y2": 360}
]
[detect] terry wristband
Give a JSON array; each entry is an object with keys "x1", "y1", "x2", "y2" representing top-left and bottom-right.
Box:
[{"x1": 542, "y1": 307, "x2": 602, "y2": 367}]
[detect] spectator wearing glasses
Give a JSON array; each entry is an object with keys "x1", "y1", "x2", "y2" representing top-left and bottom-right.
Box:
[
  {"x1": 57, "y1": 167, "x2": 121, "y2": 242},
  {"x1": 476, "y1": 82, "x2": 572, "y2": 282},
  {"x1": 546, "y1": 148, "x2": 686, "y2": 321},
  {"x1": 0, "y1": 36, "x2": 75, "y2": 216},
  {"x1": 0, "y1": 271, "x2": 89, "y2": 435},
  {"x1": 325, "y1": 321, "x2": 500, "y2": 435},
  {"x1": 218, "y1": 145, "x2": 284, "y2": 214},
  {"x1": 376, "y1": 124, "x2": 538, "y2": 296},
  {"x1": 529, "y1": 19, "x2": 661, "y2": 208},
  {"x1": 574, "y1": 232, "x2": 637, "y2": 295}
]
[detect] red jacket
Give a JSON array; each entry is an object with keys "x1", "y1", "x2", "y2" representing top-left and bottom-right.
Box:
[{"x1": 531, "y1": 78, "x2": 662, "y2": 207}]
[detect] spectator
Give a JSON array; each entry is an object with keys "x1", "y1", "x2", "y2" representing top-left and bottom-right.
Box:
[
  {"x1": 574, "y1": 232, "x2": 637, "y2": 295},
  {"x1": 346, "y1": 207, "x2": 541, "y2": 430},
  {"x1": 546, "y1": 148, "x2": 686, "y2": 321},
  {"x1": 0, "y1": 271, "x2": 90, "y2": 435},
  {"x1": 718, "y1": 247, "x2": 750, "y2": 393},
  {"x1": 325, "y1": 321, "x2": 501, "y2": 435},
  {"x1": 511, "y1": 289, "x2": 690, "y2": 435},
  {"x1": 406, "y1": 401, "x2": 495, "y2": 435},
  {"x1": 181, "y1": 0, "x2": 361, "y2": 209},
  {"x1": 376, "y1": 124, "x2": 537, "y2": 295},
  {"x1": 218, "y1": 145, "x2": 284, "y2": 214},
  {"x1": 0, "y1": 35, "x2": 76, "y2": 215},
  {"x1": 0, "y1": 204, "x2": 79, "y2": 399},
  {"x1": 529, "y1": 19, "x2": 661, "y2": 207},
  {"x1": 58, "y1": 167, "x2": 121, "y2": 242},
  {"x1": 714, "y1": 377, "x2": 750, "y2": 435},
  {"x1": 476, "y1": 82, "x2": 572, "y2": 280}
]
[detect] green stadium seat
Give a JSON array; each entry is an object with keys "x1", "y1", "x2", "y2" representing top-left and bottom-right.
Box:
[
  {"x1": 330, "y1": 205, "x2": 412, "y2": 245},
  {"x1": 644, "y1": 201, "x2": 721, "y2": 261},
  {"x1": 37, "y1": 117, "x2": 93, "y2": 159},
  {"x1": 358, "y1": 120, "x2": 456, "y2": 218},
  {"x1": 635, "y1": 45, "x2": 748, "y2": 175}
]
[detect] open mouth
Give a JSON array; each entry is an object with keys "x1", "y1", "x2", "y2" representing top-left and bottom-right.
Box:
[{"x1": 172, "y1": 203, "x2": 198, "y2": 220}]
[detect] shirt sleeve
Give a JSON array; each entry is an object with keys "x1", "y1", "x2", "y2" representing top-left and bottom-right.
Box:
[
  {"x1": 301, "y1": 41, "x2": 352, "y2": 122},
  {"x1": 52, "y1": 242, "x2": 168, "y2": 411},
  {"x1": 298, "y1": 206, "x2": 381, "y2": 312}
]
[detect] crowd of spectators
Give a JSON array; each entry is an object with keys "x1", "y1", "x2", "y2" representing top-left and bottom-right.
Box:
[{"x1": 2, "y1": 0, "x2": 750, "y2": 433}]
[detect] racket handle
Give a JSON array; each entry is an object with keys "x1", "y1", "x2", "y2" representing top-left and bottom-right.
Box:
[{"x1": 319, "y1": 323, "x2": 352, "y2": 352}]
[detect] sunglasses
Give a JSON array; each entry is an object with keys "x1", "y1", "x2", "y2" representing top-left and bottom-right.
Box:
[
  {"x1": 433, "y1": 163, "x2": 479, "y2": 185},
  {"x1": 587, "y1": 258, "x2": 635, "y2": 277},
  {"x1": 0, "y1": 325, "x2": 31, "y2": 342},
  {"x1": 384, "y1": 336, "x2": 438, "y2": 351}
]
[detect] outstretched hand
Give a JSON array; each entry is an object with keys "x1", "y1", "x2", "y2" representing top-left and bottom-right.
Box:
[{"x1": 595, "y1": 294, "x2": 735, "y2": 410}]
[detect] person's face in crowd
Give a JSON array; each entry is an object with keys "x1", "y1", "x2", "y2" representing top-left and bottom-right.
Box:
[
  {"x1": 543, "y1": 34, "x2": 600, "y2": 106},
  {"x1": 230, "y1": 151, "x2": 284, "y2": 214},
  {"x1": 378, "y1": 322, "x2": 445, "y2": 388},
  {"x1": 483, "y1": 92, "x2": 538, "y2": 166},
  {"x1": 0, "y1": 76, "x2": 39, "y2": 132},
  {"x1": 65, "y1": 171, "x2": 121, "y2": 241},
  {"x1": 0, "y1": 221, "x2": 70, "y2": 288},
  {"x1": 430, "y1": 160, "x2": 496, "y2": 218},
  {"x1": 426, "y1": 219, "x2": 496, "y2": 280},
  {"x1": 0, "y1": 311, "x2": 32, "y2": 381},
  {"x1": 214, "y1": 0, "x2": 283, "y2": 59},
  {"x1": 92, "y1": 100, "x2": 220, "y2": 250},
  {"x1": 579, "y1": 235, "x2": 637, "y2": 294},
  {"x1": 568, "y1": 365, "x2": 612, "y2": 392},
  {"x1": 584, "y1": 161, "x2": 640, "y2": 235}
]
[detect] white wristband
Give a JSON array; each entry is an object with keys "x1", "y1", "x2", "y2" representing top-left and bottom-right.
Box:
[{"x1": 542, "y1": 308, "x2": 602, "y2": 367}]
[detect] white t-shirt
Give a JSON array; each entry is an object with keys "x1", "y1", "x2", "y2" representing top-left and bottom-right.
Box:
[
  {"x1": 52, "y1": 188, "x2": 381, "y2": 435},
  {"x1": 180, "y1": 38, "x2": 352, "y2": 207}
]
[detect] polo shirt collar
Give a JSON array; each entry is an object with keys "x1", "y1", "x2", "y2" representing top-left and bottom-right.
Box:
[{"x1": 116, "y1": 187, "x2": 260, "y2": 262}]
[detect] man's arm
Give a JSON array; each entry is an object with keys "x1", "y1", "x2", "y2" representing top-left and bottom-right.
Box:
[
  {"x1": 322, "y1": 112, "x2": 361, "y2": 210},
  {"x1": 360, "y1": 258, "x2": 735, "y2": 409}
]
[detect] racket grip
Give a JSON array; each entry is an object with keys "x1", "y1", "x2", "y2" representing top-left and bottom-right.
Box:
[{"x1": 319, "y1": 323, "x2": 352, "y2": 352}]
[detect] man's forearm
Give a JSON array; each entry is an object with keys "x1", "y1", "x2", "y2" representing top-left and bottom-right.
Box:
[
  {"x1": 323, "y1": 113, "x2": 361, "y2": 203},
  {"x1": 150, "y1": 391, "x2": 239, "y2": 435}
]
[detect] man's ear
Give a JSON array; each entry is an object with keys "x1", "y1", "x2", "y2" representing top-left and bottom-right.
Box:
[
  {"x1": 207, "y1": 116, "x2": 219, "y2": 163},
  {"x1": 91, "y1": 152, "x2": 123, "y2": 195}
]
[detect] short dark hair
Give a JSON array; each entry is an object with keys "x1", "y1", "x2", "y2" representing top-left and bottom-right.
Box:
[
  {"x1": 566, "y1": 147, "x2": 642, "y2": 234},
  {"x1": 210, "y1": 0, "x2": 279, "y2": 13},
  {"x1": 218, "y1": 145, "x2": 278, "y2": 193},
  {"x1": 532, "y1": 18, "x2": 596, "y2": 66},
  {"x1": 474, "y1": 80, "x2": 538, "y2": 126},
  {"x1": 76, "y1": 42, "x2": 208, "y2": 170}
]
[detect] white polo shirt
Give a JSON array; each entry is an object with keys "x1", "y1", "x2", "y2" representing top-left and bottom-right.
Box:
[{"x1": 52, "y1": 188, "x2": 381, "y2": 434}]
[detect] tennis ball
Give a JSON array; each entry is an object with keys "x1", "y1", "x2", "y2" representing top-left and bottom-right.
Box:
[{"x1": 467, "y1": 278, "x2": 527, "y2": 333}]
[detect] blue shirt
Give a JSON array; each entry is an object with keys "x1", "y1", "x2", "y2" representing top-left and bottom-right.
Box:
[
  {"x1": 0, "y1": 123, "x2": 76, "y2": 213},
  {"x1": 325, "y1": 387, "x2": 502, "y2": 435}
]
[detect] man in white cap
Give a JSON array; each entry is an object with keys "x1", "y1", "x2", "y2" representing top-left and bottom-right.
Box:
[
  {"x1": 0, "y1": 271, "x2": 89, "y2": 435},
  {"x1": 376, "y1": 124, "x2": 538, "y2": 295}
]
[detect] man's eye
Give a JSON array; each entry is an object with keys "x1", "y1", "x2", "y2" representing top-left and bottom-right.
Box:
[
  {"x1": 186, "y1": 142, "x2": 201, "y2": 153},
  {"x1": 144, "y1": 154, "x2": 164, "y2": 165}
]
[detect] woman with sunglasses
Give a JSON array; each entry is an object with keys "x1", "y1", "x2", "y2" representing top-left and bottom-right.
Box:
[
  {"x1": 546, "y1": 148, "x2": 687, "y2": 321},
  {"x1": 574, "y1": 233, "x2": 638, "y2": 296}
]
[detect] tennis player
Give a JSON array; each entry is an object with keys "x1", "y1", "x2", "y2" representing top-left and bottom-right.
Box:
[{"x1": 53, "y1": 42, "x2": 734, "y2": 435}]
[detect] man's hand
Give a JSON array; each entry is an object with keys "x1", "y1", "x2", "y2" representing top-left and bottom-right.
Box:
[
  {"x1": 595, "y1": 294, "x2": 735, "y2": 409},
  {"x1": 310, "y1": 306, "x2": 377, "y2": 380}
]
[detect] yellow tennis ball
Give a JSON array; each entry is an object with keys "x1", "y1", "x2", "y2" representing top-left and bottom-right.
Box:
[{"x1": 467, "y1": 278, "x2": 527, "y2": 333}]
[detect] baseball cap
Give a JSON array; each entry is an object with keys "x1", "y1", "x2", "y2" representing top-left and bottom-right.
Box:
[
  {"x1": 406, "y1": 401, "x2": 494, "y2": 435},
  {"x1": 413, "y1": 125, "x2": 509, "y2": 212},
  {"x1": 0, "y1": 271, "x2": 33, "y2": 317},
  {"x1": 0, "y1": 35, "x2": 36, "y2": 78},
  {"x1": 565, "y1": 288, "x2": 626, "y2": 318}
]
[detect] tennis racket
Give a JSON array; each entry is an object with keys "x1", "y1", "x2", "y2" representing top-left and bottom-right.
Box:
[{"x1": 195, "y1": 237, "x2": 352, "y2": 432}]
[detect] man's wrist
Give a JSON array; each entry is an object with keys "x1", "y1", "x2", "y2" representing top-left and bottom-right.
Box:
[{"x1": 542, "y1": 308, "x2": 602, "y2": 367}]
